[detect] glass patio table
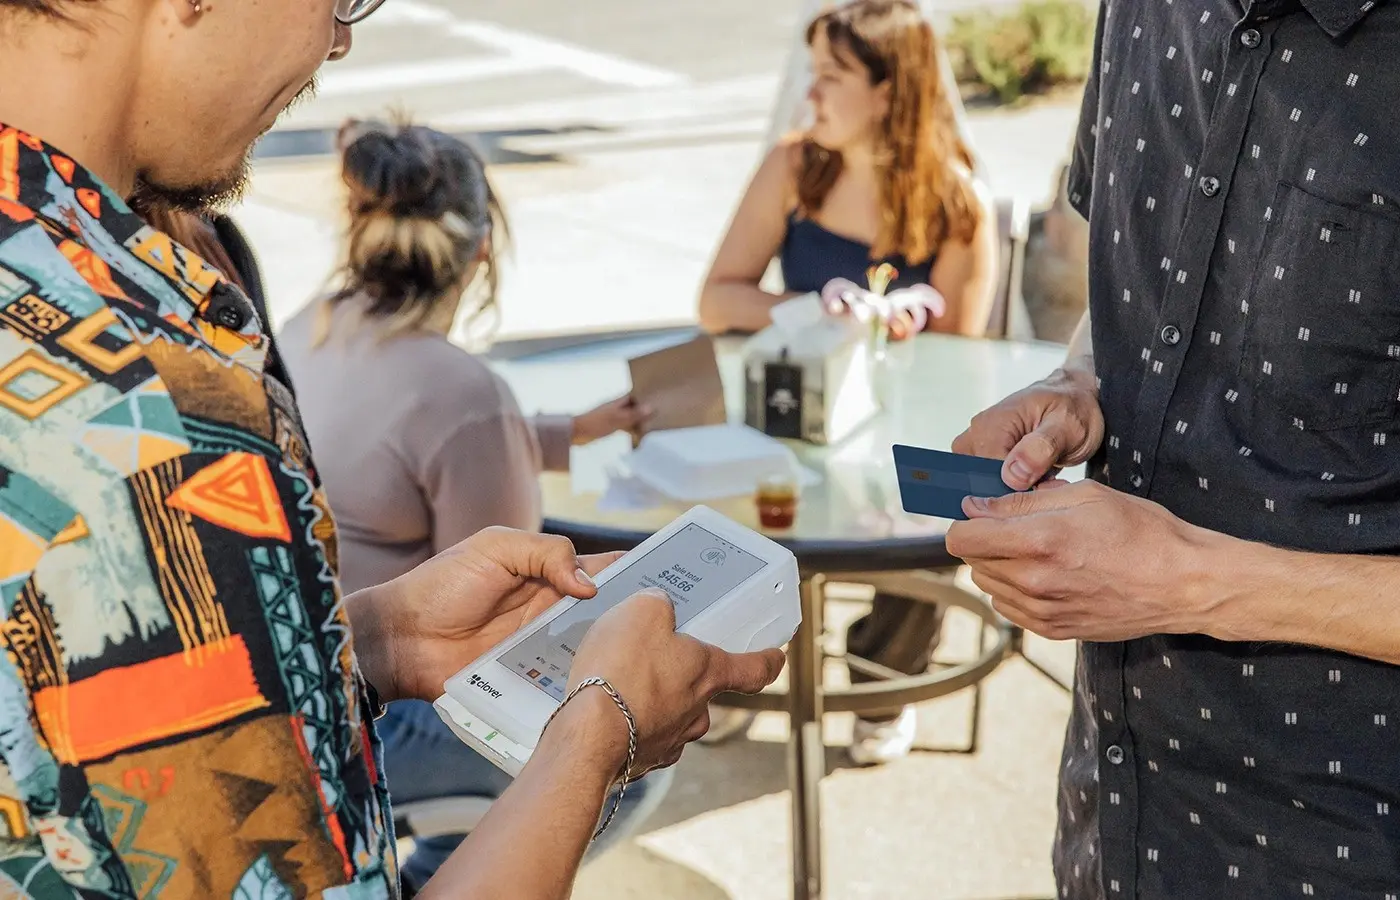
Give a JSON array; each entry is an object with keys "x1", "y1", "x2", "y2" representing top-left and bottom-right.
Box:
[{"x1": 491, "y1": 328, "x2": 1069, "y2": 900}]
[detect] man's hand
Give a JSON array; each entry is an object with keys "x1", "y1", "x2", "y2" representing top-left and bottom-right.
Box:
[
  {"x1": 349, "y1": 528, "x2": 622, "y2": 705},
  {"x1": 945, "y1": 480, "x2": 1228, "y2": 642},
  {"x1": 415, "y1": 590, "x2": 785, "y2": 900},
  {"x1": 565, "y1": 590, "x2": 786, "y2": 775},
  {"x1": 951, "y1": 366, "x2": 1105, "y2": 490}
]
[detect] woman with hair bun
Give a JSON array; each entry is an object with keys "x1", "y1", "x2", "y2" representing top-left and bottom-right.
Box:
[{"x1": 278, "y1": 119, "x2": 664, "y2": 895}]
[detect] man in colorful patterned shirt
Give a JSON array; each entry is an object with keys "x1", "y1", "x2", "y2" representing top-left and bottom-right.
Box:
[{"x1": 0, "y1": 0, "x2": 785, "y2": 897}]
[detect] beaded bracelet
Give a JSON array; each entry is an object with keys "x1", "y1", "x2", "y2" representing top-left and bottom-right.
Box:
[{"x1": 543, "y1": 676, "x2": 638, "y2": 840}]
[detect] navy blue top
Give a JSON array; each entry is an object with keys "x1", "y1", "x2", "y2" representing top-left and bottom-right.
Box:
[{"x1": 778, "y1": 211, "x2": 934, "y2": 295}]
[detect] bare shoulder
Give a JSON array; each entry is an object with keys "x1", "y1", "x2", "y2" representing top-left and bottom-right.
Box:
[
  {"x1": 757, "y1": 134, "x2": 806, "y2": 209},
  {"x1": 948, "y1": 162, "x2": 993, "y2": 205},
  {"x1": 950, "y1": 165, "x2": 997, "y2": 243},
  {"x1": 772, "y1": 132, "x2": 807, "y2": 166}
]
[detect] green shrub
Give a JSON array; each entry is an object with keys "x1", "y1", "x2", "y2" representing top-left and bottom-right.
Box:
[{"x1": 946, "y1": 1, "x2": 1096, "y2": 104}]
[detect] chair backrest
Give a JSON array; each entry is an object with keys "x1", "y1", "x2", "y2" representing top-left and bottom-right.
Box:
[{"x1": 984, "y1": 197, "x2": 1032, "y2": 340}]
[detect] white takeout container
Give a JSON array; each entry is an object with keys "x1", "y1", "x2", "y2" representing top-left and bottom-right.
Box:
[{"x1": 626, "y1": 423, "x2": 803, "y2": 501}]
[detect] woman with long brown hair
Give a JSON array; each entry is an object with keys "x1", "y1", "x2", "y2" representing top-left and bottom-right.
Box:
[
  {"x1": 699, "y1": 0, "x2": 995, "y2": 338},
  {"x1": 697, "y1": 0, "x2": 998, "y2": 763}
]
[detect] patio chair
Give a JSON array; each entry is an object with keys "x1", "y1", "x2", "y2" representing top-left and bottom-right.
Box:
[
  {"x1": 393, "y1": 796, "x2": 495, "y2": 843},
  {"x1": 985, "y1": 195, "x2": 1034, "y2": 341}
]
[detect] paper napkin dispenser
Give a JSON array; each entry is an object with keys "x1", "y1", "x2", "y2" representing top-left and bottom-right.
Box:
[{"x1": 742, "y1": 296, "x2": 879, "y2": 446}]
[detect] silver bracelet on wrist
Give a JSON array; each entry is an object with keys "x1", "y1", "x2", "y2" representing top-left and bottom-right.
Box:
[{"x1": 543, "y1": 676, "x2": 638, "y2": 840}]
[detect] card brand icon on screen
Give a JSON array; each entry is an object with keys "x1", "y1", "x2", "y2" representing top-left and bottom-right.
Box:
[
  {"x1": 469, "y1": 673, "x2": 503, "y2": 699},
  {"x1": 700, "y1": 547, "x2": 728, "y2": 566}
]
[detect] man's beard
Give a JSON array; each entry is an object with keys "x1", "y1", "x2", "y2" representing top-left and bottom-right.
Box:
[
  {"x1": 129, "y1": 157, "x2": 250, "y2": 215},
  {"x1": 128, "y1": 76, "x2": 319, "y2": 215}
]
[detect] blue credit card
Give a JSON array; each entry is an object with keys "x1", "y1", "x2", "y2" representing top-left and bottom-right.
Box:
[{"x1": 893, "y1": 444, "x2": 1020, "y2": 521}]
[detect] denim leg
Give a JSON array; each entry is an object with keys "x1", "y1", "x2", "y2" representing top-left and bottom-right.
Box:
[
  {"x1": 379, "y1": 700, "x2": 512, "y2": 890},
  {"x1": 380, "y1": 700, "x2": 675, "y2": 888},
  {"x1": 588, "y1": 765, "x2": 675, "y2": 858}
]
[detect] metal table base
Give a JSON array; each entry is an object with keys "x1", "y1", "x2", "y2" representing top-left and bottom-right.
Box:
[{"x1": 720, "y1": 569, "x2": 1013, "y2": 900}]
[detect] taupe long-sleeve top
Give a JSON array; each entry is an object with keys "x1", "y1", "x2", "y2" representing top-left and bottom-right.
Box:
[{"x1": 277, "y1": 298, "x2": 572, "y2": 594}]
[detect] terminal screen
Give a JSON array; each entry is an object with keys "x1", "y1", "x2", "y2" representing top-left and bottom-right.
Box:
[{"x1": 499, "y1": 523, "x2": 768, "y2": 701}]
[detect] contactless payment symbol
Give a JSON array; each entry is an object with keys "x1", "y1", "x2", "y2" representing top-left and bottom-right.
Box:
[{"x1": 700, "y1": 547, "x2": 727, "y2": 566}]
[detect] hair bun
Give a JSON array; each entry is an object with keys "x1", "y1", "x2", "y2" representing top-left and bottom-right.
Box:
[{"x1": 344, "y1": 127, "x2": 450, "y2": 220}]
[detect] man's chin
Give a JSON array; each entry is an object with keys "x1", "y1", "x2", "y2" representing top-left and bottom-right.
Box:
[
  {"x1": 129, "y1": 157, "x2": 251, "y2": 216},
  {"x1": 127, "y1": 76, "x2": 315, "y2": 217}
]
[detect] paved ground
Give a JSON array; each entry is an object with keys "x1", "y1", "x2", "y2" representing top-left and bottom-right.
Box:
[
  {"x1": 571, "y1": 588, "x2": 1077, "y2": 900},
  {"x1": 240, "y1": 3, "x2": 1086, "y2": 896},
  {"x1": 278, "y1": 0, "x2": 797, "y2": 131}
]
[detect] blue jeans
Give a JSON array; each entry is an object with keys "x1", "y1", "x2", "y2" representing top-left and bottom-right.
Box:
[{"x1": 379, "y1": 700, "x2": 673, "y2": 891}]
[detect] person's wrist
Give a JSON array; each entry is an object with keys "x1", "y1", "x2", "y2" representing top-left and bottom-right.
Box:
[
  {"x1": 538, "y1": 687, "x2": 630, "y2": 781},
  {"x1": 1174, "y1": 526, "x2": 1261, "y2": 641},
  {"x1": 1049, "y1": 363, "x2": 1098, "y2": 399},
  {"x1": 345, "y1": 582, "x2": 405, "y2": 705}
]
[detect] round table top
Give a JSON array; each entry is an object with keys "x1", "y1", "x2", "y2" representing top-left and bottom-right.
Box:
[{"x1": 492, "y1": 329, "x2": 1070, "y2": 573}]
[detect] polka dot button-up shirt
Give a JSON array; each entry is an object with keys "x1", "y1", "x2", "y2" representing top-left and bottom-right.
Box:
[{"x1": 1060, "y1": 1, "x2": 1400, "y2": 898}]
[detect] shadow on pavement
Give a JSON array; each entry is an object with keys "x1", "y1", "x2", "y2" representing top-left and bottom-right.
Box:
[
  {"x1": 631, "y1": 735, "x2": 855, "y2": 835},
  {"x1": 575, "y1": 842, "x2": 737, "y2": 900}
]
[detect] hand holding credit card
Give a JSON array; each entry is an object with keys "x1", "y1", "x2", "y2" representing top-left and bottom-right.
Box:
[{"x1": 893, "y1": 445, "x2": 1023, "y2": 521}]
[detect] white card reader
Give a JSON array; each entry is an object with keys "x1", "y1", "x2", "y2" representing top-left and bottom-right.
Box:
[{"x1": 434, "y1": 506, "x2": 801, "y2": 776}]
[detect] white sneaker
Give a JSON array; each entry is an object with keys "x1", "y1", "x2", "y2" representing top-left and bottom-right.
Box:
[
  {"x1": 847, "y1": 707, "x2": 916, "y2": 766},
  {"x1": 697, "y1": 705, "x2": 755, "y2": 745}
]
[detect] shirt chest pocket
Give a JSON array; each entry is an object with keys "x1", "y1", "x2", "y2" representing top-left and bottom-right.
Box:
[{"x1": 1242, "y1": 184, "x2": 1400, "y2": 432}]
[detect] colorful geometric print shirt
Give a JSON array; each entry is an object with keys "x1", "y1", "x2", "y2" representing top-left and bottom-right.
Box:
[{"x1": 0, "y1": 125, "x2": 396, "y2": 898}]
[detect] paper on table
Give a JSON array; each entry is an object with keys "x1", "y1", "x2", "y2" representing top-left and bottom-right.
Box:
[
  {"x1": 746, "y1": 297, "x2": 864, "y2": 363},
  {"x1": 626, "y1": 334, "x2": 727, "y2": 448},
  {"x1": 597, "y1": 468, "x2": 669, "y2": 512},
  {"x1": 768, "y1": 292, "x2": 825, "y2": 335}
]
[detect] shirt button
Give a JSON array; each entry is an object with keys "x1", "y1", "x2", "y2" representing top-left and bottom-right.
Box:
[
  {"x1": 214, "y1": 305, "x2": 247, "y2": 329},
  {"x1": 1199, "y1": 176, "x2": 1221, "y2": 198},
  {"x1": 1107, "y1": 745, "x2": 1126, "y2": 765},
  {"x1": 1240, "y1": 28, "x2": 1262, "y2": 48},
  {"x1": 1160, "y1": 324, "x2": 1182, "y2": 346}
]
